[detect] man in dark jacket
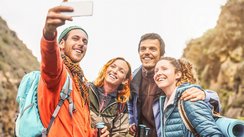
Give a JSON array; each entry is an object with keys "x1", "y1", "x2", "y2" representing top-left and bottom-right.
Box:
[{"x1": 127, "y1": 33, "x2": 221, "y2": 136}]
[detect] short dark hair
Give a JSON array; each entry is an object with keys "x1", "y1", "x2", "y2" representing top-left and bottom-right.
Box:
[{"x1": 138, "y1": 33, "x2": 165, "y2": 56}]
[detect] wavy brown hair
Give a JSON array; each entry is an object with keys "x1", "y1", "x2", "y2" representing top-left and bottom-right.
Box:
[
  {"x1": 159, "y1": 57, "x2": 199, "y2": 86},
  {"x1": 94, "y1": 57, "x2": 132, "y2": 103}
]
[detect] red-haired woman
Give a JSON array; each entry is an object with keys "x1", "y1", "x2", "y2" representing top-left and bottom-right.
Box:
[{"x1": 88, "y1": 57, "x2": 132, "y2": 137}]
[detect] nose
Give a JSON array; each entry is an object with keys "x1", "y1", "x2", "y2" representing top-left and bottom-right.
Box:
[
  {"x1": 77, "y1": 37, "x2": 87, "y2": 46},
  {"x1": 143, "y1": 48, "x2": 150, "y2": 55},
  {"x1": 111, "y1": 67, "x2": 118, "y2": 74},
  {"x1": 77, "y1": 40, "x2": 85, "y2": 48},
  {"x1": 154, "y1": 70, "x2": 162, "y2": 78},
  {"x1": 78, "y1": 44, "x2": 84, "y2": 48}
]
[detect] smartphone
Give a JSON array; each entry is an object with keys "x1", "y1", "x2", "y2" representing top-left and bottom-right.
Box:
[{"x1": 60, "y1": 1, "x2": 93, "y2": 17}]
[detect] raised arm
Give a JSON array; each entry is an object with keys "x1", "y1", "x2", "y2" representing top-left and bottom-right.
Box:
[{"x1": 40, "y1": 5, "x2": 73, "y2": 88}]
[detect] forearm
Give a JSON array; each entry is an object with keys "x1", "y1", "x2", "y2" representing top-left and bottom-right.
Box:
[{"x1": 40, "y1": 32, "x2": 64, "y2": 87}]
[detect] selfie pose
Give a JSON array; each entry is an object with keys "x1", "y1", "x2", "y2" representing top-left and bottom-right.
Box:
[
  {"x1": 89, "y1": 57, "x2": 132, "y2": 137},
  {"x1": 37, "y1": 5, "x2": 108, "y2": 137},
  {"x1": 152, "y1": 57, "x2": 223, "y2": 137}
]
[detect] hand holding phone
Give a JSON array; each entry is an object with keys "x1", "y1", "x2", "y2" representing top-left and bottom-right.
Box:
[{"x1": 60, "y1": 1, "x2": 93, "y2": 17}]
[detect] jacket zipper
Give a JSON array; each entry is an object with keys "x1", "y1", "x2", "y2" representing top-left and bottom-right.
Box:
[
  {"x1": 148, "y1": 83, "x2": 151, "y2": 96},
  {"x1": 89, "y1": 85, "x2": 102, "y2": 116},
  {"x1": 89, "y1": 85, "x2": 117, "y2": 116},
  {"x1": 101, "y1": 102, "x2": 117, "y2": 113}
]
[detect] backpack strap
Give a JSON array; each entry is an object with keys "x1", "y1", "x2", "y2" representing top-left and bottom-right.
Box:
[
  {"x1": 42, "y1": 74, "x2": 73, "y2": 137},
  {"x1": 178, "y1": 100, "x2": 200, "y2": 137}
]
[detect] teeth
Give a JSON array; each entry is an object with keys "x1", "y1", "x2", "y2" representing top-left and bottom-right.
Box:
[
  {"x1": 144, "y1": 57, "x2": 151, "y2": 61},
  {"x1": 75, "y1": 49, "x2": 81, "y2": 53},
  {"x1": 109, "y1": 74, "x2": 116, "y2": 79},
  {"x1": 158, "y1": 77, "x2": 166, "y2": 81}
]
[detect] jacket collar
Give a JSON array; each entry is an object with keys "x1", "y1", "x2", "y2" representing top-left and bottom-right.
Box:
[{"x1": 130, "y1": 66, "x2": 142, "y2": 95}]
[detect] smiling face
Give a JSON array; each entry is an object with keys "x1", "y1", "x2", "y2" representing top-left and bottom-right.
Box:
[
  {"x1": 154, "y1": 59, "x2": 182, "y2": 92},
  {"x1": 59, "y1": 29, "x2": 88, "y2": 63},
  {"x1": 139, "y1": 39, "x2": 161, "y2": 71},
  {"x1": 104, "y1": 59, "x2": 130, "y2": 89}
]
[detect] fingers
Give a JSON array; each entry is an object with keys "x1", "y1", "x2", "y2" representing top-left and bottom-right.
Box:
[
  {"x1": 189, "y1": 97, "x2": 200, "y2": 102},
  {"x1": 192, "y1": 91, "x2": 205, "y2": 101},
  {"x1": 44, "y1": 6, "x2": 73, "y2": 38},
  {"x1": 47, "y1": 6, "x2": 73, "y2": 24},
  {"x1": 129, "y1": 124, "x2": 137, "y2": 135},
  {"x1": 180, "y1": 89, "x2": 193, "y2": 100},
  {"x1": 100, "y1": 125, "x2": 107, "y2": 133},
  {"x1": 50, "y1": 5, "x2": 73, "y2": 15},
  {"x1": 100, "y1": 126, "x2": 109, "y2": 137},
  {"x1": 181, "y1": 87, "x2": 205, "y2": 101}
]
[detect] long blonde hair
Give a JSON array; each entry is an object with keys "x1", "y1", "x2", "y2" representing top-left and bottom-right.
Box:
[{"x1": 94, "y1": 57, "x2": 132, "y2": 103}]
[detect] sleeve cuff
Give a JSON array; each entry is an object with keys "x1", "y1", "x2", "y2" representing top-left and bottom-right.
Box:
[
  {"x1": 204, "y1": 90, "x2": 211, "y2": 102},
  {"x1": 42, "y1": 29, "x2": 57, "y2": 42}
]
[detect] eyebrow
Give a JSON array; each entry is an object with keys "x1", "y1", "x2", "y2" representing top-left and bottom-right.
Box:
[{"x1": 115, "y1": 64, "x2": 126, "y2": 72}]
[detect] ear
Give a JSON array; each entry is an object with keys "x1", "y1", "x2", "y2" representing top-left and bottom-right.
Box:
[
  {"x1": 118, "y1": 79, "x2": 129, "y2": 91},
  {"x1": 59, "y1": 39, "x2": 65, "y2": 50},
  {"x1": 175, "y1": 71, "x2": 182, "y2": 80},
  {"x1": 122, "y1": 79, "x2": 129, "y2": 85}
]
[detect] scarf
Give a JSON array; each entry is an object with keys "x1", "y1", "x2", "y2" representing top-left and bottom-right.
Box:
[{"x1": 61, "y1": 54, "x2": 89, "y2": 106}]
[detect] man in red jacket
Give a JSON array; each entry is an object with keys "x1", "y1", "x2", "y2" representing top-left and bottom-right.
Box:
[{"x1": 38, "y1": 5, "x2": 109, "y2": 137}]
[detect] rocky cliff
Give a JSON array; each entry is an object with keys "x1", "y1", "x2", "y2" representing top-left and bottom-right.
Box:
[
  {"x1": 0, "y1": 17, "x2": 39, "y2": 136},
  {"x1": 1, "y1": 0, "x2": 244, "y2": 136},
  {"x1": 183, "y1": 0, "x2": 244, "y2": 118}
]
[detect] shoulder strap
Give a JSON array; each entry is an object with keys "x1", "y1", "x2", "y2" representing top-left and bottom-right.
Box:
[
  {"x1": 178, "y1": 100, "x2": 200, "y2": 137},
  {"x1": 42, "y1": 74, "x2": 73, "y2": 137}
]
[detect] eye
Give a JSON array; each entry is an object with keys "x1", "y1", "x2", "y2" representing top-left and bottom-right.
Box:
[
  {"x1": 150, "y1": 47, "x2": 157, "y2": 52},
  {"x1": 120, "y1": 69, "x2": 125, "y2": 74},
  {"x1": 162, "y1": 67, "x2": 167, "y2": 70},
  {"x1": 154, "y1": 68, "x2": 158, "y2": 73},
  {"x1": 140, "y1": 47, "x2": 146, "y2": 52},
  {"x1": 72, "y1": 36, "x2": 79, "y2": 41},
  {"x1": 83, "y1": 39, "x2": 88, "y2": 45},
  {"x1": 110, "y1": 64, "x2": 116, "y2": 68}
]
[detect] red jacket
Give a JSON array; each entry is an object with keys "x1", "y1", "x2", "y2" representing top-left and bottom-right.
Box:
[{"x1": 38, "y1": 34, "x2": 95, "y2": 137}]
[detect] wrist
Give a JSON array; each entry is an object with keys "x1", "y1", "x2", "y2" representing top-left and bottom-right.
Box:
[{"x1": 43, "y1": 28, "x2": 57, "y2": 41}]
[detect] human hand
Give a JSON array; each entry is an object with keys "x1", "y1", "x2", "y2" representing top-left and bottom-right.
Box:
[
  {"x1": 180, "y1": 87, "x2": 205, "y2": 102},
  {"x1": 129, "y1": 123, "x2": 137, "y2": 136},
  {"x1": 100, "y1": 126, "x2": 109, "y2": 137},
  {"x1": 43, "y1": 3, "x2": 73, "y2": 40}
]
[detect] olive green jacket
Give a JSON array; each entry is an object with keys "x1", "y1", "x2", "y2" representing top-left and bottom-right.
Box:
[{"x1": 88, "y1": 83, "x2": 129, "y2": 137}]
